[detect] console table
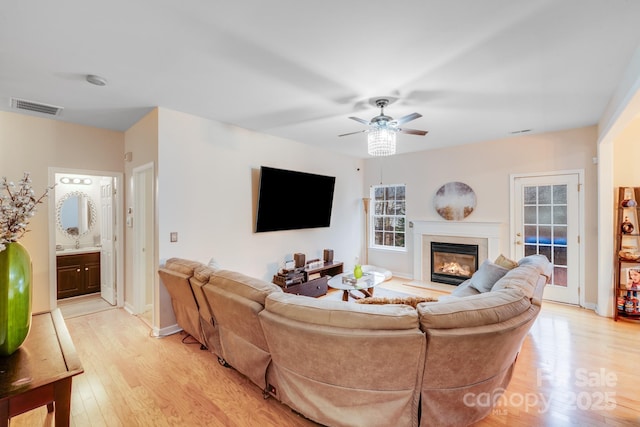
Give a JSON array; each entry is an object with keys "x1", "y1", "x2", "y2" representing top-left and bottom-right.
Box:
[
  {"x1": 274, "y1": 261, "x2": 343, "y2": 297},
  {"x1": 0, "y1": 309, "x2": 83, "y2": 426}
]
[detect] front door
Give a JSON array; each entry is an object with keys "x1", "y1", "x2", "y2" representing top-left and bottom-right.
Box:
[{"x1": 512, "y1": 173, "x2": 582, "y2": 305}]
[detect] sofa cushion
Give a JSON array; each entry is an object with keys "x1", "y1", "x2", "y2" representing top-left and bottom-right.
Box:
[
  {"x1": 494, "y1": 254, "x2": 519, "y2": 270},
  {"x1": 193, "y1": 265, "x2": 217, "y2": 283},
  {"x1": 469, "y1": 260, "x2": 509, "y2": 293},
  {"x1": 450, "y1": 279, "x2": 481, "y2": 297},
  {"x1": 518, "y1": 254, "x2": 552, "y2": 277},
  {"x1": 209, "y1": 270, "x2": 282, "y2": 305},
  {"x1": 164, "y1": 258, "x2": 203, "y2": 276},
  {"x1": 492, "y1": 264, "x2": 541, "y2": 300},
  {"x1": 265, "y1": 292, "x2": 419, "y2": 330},
  {"x1": 417, "y1": 289, "x2": 530, "y2": 329}
]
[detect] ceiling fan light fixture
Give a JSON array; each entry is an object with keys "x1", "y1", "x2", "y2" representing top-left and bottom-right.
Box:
[{"x1": 368, "y1": 128, "x2": 396, "y2": 156}]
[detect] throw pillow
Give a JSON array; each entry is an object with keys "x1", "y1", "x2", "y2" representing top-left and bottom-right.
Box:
[
  {"x1": 355, "y1": 296, "x2": 438, "y2": 308},
  {"x1": 494, "y1": 254, "x2": 518, "y2": 270},
  {"x1": 469, "y1": 260, "x2": 509, "y2": 293}
]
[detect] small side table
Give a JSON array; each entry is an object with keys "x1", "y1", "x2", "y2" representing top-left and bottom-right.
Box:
[{"x1": 0, "y1": 309, "x2": 83, "y2": 426}]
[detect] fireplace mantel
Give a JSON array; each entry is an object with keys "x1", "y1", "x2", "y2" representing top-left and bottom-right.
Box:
[{"x1": 411, "y1": 220, "x2": 503, "y2": 283}]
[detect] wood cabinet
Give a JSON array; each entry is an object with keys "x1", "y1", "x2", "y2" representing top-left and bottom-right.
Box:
[
  {"x1": 274, "y1": 261, "x2": 343, "y2": 297},
  {"x1": 282, "y1": 276, "x2": 329, "y2": 298},
  {"x1": 614, "y1": 187, "x2": 640, "y2": 321},
  {"x1": 56, "y1": 252, "x2": 101, "y2": 299}
]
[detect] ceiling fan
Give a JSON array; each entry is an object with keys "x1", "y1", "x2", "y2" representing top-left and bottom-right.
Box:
[
  {"x1": 338, "y1": 98, "x2": 428, "y2": 156},
  {"x1": 338, "y1": 98, "x2": 428, "y2": 137}
]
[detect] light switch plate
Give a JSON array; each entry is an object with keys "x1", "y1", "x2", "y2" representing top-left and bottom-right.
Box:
[{"x1": 170, "y1": 232, "x2": 178, "y2": 242}]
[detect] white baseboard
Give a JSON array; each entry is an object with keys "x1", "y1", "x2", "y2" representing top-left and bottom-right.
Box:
[
  {"x1": 152, "y1": 324, "x2": 182, "y2": 338},
  {"x1": 124, "y1": 302, "x2": 135, "y2": 315},
  {"x1": 583, "y1": 302, "x2": 597, "y2": 311}
]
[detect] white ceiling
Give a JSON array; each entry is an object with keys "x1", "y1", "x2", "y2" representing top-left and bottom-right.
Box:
[{"x1": 2, "y1": 0, "x2": 640, "y2": 158}]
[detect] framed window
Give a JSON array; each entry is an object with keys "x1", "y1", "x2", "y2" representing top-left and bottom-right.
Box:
[{"x1": 370, "y1": 184, "x2": 406, "y2": 250}]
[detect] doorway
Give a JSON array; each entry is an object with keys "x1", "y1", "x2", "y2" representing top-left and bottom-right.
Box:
[
  {"x1": 132, "y1": 163, "x2": 155, "y2": 326},
  {"x1": 511, "y1": 171, "x2": 584, "y2": 305},
  {"x1": 49, "y1": 168, "x2": 124, "y2": 315}
]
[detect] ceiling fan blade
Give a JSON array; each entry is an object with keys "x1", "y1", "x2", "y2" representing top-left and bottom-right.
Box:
[
  {"x1": 393, "y1": 112, "x2": 422, "y2": 125},
  {"x1": 399, "y1": 128, "x2": 428, "y2": 136},
  {"x1": 338, "y1": 130, "x2": 367, "y2": 137},
  {"x1": 348, "y1": 116, "x2": 371, "y2": 125}
]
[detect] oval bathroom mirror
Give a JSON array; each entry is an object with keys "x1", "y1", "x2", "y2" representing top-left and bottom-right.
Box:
[{"x1": 56, "y1": 191, "x2": 97, "y2": 238}]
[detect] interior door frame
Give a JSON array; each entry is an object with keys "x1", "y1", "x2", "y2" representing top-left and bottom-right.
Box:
[
  {"x1": 131, "y1": 162, "x2": 155, "y2": 322},
  {"x1": 48, "y1": 167, "x2": 125, "y2": 310},
  {"x1": 509, "y1": 169, "x2": 586, "y2": 307}
]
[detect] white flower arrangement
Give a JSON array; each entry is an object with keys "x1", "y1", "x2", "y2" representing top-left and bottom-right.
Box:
[{"x1": 0, "y1": 172, "x2": 53, "y2": 252}]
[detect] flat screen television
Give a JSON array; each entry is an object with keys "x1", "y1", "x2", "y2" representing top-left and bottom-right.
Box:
[{"x1": 255, "y1": 166, "x2": 336, "y2": 232}]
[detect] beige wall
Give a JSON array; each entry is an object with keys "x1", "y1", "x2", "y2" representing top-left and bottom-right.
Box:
[
  {"x1": 0, "y1": 105, "x2": 605, "y2": 319},
  {"x1": 363, "y1": 126, "x2": 599, "y2": 305},
  {"x1": 0, "y1": 111, "x2": 124, "y2": 313},
  {"x1": 123, "y1": 109, "x2": 159, "y2": 318},
  {"x1": 156, "y1": 108, "x2": 365, "y2": 328},
  {"x1": 613, "y1": 114, "x2": 640, "y2": 187}
]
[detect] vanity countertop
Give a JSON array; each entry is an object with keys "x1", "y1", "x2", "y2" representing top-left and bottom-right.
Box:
[{"x1": 56, "y1": 247, "x2": 101, "y2": 256}]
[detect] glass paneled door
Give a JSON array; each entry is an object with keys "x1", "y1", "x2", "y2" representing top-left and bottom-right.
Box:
[{"x1": 513, "y1": 173, "x2": 581, "y2": 305}]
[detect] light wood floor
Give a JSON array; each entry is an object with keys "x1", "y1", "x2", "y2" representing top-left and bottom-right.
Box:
[
  {"x1": 58, "y1": 294, "x2": 117, "y2": 319},
  {"x1": 10, "y1": 280, "x2": 640, "y2": 426}
]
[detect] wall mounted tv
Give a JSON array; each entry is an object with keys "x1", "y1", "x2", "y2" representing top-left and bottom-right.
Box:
[{"x1": 255, "y1": 166, "x2": 336, "y2": 232}]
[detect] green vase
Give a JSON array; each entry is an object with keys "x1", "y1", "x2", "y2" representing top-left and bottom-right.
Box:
[
  {"x1": 353, "y1": 264, "x2": 363, "y2": 279},
  {"x1": 0, "y1": 242, "x2": 32, "y2": 356}
]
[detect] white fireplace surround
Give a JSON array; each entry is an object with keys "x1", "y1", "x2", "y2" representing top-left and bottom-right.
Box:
[{"x1": 411, "y1": 220, "x2": 503, "y2": 283}]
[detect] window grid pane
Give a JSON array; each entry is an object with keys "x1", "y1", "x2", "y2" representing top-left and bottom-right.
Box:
[
  {"x1": 370, "y1": 184, "x2": 407, "y2": 250},
  {"x1": 522, "y1": 184, "x2": 568, "y2": 286}
]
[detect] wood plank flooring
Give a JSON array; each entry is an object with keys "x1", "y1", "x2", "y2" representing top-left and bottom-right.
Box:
[
  {"x1": 9, "y1": 280, "x2": 640, "y2": 426},
  {"x1": 58, "y1": 294, "x2": 116, "y2": 319}
]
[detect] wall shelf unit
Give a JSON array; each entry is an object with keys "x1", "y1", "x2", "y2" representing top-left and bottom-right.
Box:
[{"x1": 614, "y1": 187, "x2": 640, "y2": 322}]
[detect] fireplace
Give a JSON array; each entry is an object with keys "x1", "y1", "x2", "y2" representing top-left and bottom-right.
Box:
[
  {"x1": 431, "y1": 242, "x2": 479, "y2": 285},
  {"x1": 410, "y1": 221, "x2": 502, "y2": 285}
]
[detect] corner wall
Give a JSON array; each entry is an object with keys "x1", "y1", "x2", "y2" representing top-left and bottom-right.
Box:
[
  {"x1": 363, "y1": 126, "x2": 598, "y2": 305},
  {"x1": 124, "y1": 109, "x2": 159, "y2": 318},
  {"x1": 613, "y1": 115, "x2": 640, "y2": 186},
  {"x1": 155, "y1": 108, "x2": 364, "y2": 329},
  {"x1": 0, "y1": 111, "x2": 124, "y2": 313}
]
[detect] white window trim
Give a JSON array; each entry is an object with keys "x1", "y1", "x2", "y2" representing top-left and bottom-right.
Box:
[{"x1": 369, "y1": 184, "x2": 407, "y2": 252}]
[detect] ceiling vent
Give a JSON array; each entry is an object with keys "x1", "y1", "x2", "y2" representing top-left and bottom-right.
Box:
[{"x1": 10, "y1": 98, "x2": 63, "y2": 116}]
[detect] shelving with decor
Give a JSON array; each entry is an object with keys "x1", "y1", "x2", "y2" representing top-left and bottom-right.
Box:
[
  {"x1": 614, "y1": 187, "x2": 640, "y2": 321},
  {"x1": 273, "y1": 261, "x2": 343, "y2": 297}
]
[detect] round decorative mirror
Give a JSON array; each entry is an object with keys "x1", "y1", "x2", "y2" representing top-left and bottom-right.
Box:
[{"x1": 56, "y1": 191, "x2": 97, "y2": 238}]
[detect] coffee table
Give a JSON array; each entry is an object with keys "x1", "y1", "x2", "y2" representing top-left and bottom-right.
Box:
[{"x1": 327, "y1": 271, "x2": 386, "y2": 301}]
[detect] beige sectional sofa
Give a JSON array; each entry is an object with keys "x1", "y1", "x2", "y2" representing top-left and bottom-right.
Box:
[{"x1": 157, "y1": 254, "x2": 551, "y2": 427}]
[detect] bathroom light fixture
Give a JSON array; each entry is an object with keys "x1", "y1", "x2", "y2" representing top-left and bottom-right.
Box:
[
  {"x1": 86, "y1": 74, "x2": 108, "y2": 86},
  {"x1": 59, "y1": 176, "x2": 92, "y2": 185}
]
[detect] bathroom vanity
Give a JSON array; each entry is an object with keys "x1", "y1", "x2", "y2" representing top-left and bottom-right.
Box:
[
  {"x1": 56, "y1": 248, "x2": 101, "y2": 299},
  {"x1": 55, "y1": 188, "x2": 101, "y2": 299}
]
